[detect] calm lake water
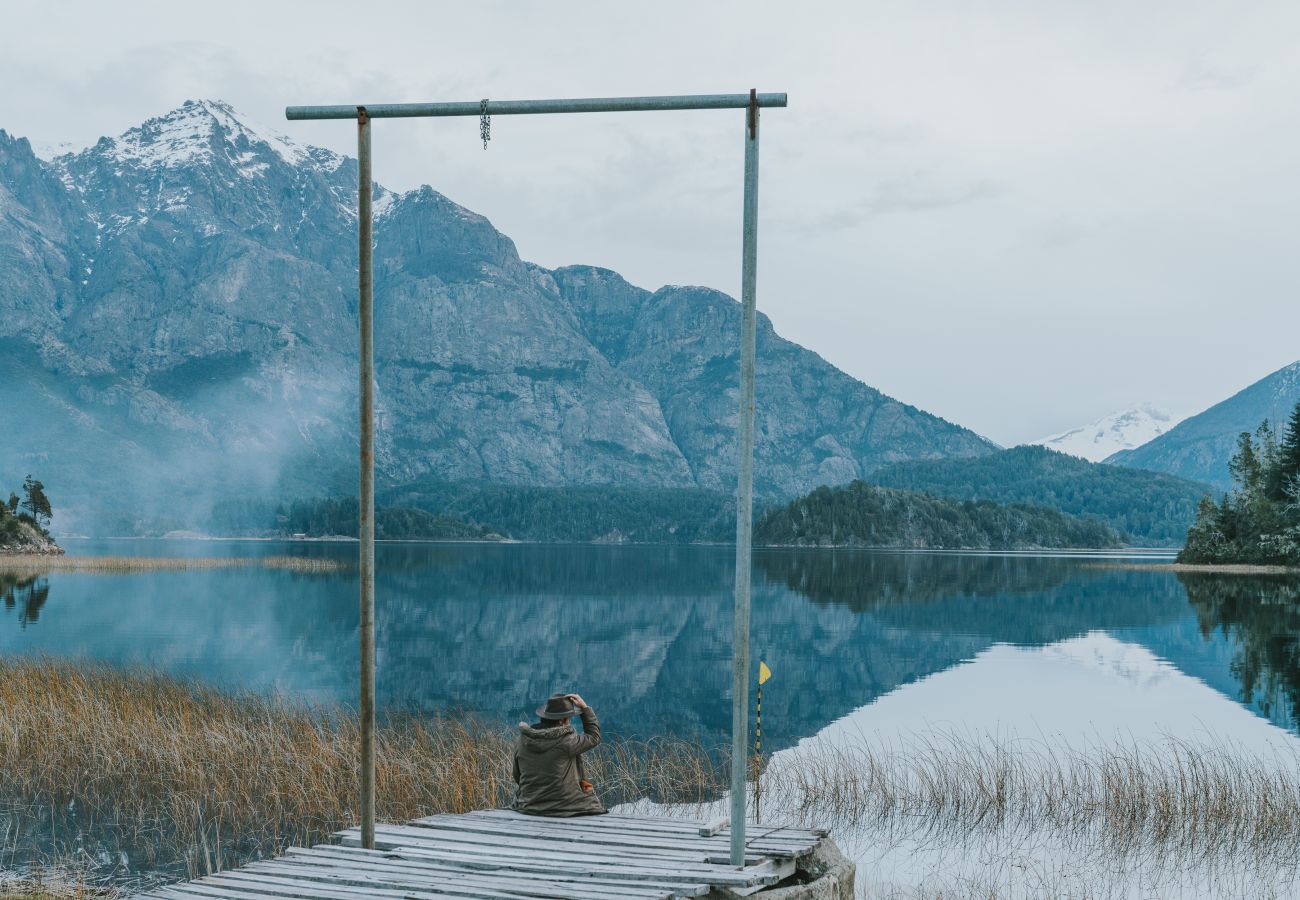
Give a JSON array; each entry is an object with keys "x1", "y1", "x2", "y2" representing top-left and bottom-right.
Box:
[
  {"x1": 4, "y1": 540, "x2": 1300, "y2": 753},
  {"x1": 8, "y1": 541, "x2": 1300, "y2": 897}
]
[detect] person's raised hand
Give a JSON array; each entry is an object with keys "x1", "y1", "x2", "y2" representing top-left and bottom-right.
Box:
[{"x1": 566, "y1": 693, "x2": 588, "y2": 709}]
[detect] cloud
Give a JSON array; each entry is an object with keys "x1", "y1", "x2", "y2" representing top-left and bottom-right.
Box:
[
  {"x1": 1175, "y1": 58, "x2": 1255, "y2": 92},
  {"x1": 792, "y1": 175, "x2": 1003, "y2": 235},
  {"x1": 4, "y1": 0, "x2": 1300, "y2": 446}
]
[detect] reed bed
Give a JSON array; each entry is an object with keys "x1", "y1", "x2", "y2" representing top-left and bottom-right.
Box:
[
  {"x1": 0, "y1": 867, "x2": 121, "y2": 899},
  {"x1": 757, "y1": 730, "x2": 1300, "y2": 869},
  {"x1": 1082, "y1": 561, "x2": 1300, "y2": 574},
  {"x1": 0, "y1": 555, "x2": 345, "y2": 575},
  {"x1": 3, "y1": 658, "x2": 1300, "y2": 893},
  {"x1": 0, "y1": 658, "x2": 724, "y2": 883}
]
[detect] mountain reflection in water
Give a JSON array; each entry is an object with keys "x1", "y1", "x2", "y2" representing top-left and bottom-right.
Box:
[{"x1": 1, "y1": 543, "x2": 1298, "y2": 748}]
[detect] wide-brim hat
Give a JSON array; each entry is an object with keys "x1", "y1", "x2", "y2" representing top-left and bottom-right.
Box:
[{"x1": 535, "y1": 692, "x2": 579, "y2": 720}]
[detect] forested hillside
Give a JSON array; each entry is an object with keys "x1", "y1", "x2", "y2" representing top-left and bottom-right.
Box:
[
  {"x1": 755, "y1": 480, "x2": 1121, "y2": 550},
  {"x1": 869, "y1": 445, "x2": 1212, "y2": 545},
  {"x1": 1180, "y1": 402, "x2": 1300, "y2": 566},
  {"x1": 209, "y1": 484, "x2": 738, "y2": 544}
]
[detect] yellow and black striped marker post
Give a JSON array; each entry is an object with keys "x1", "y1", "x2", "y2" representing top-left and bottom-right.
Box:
[{"x1": 755, "y1": 660, "x2": 772, "y2": 823}]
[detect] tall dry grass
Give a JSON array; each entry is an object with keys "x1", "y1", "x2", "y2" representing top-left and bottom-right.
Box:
[
  {"x1": 757, "y1": 730, "x2": 1300, "y2": 869},
  {"x1": 0, "y1": 867, "x2": 121, "y2": 899},
  {"x1": 4, "y1": 658, "x2": 1300, "y2": 893},
  {"x1": 0, "y1": 555, "x2": 345, "y2": 575},
  {"x1": 0, "y1": 658, "x2": 725, "y2": 883}
]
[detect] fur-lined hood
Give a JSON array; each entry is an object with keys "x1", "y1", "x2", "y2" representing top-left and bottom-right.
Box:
[{"x1": 517, "y1": 720, "x2": 575, "y2": 752}]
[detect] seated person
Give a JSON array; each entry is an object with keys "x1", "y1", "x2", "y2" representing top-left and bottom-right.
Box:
[{"x1": 511, "y1": 692, "x2": 606, "y2": 817}]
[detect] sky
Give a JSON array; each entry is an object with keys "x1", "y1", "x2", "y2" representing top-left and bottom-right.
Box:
[{"x1": 3, "y1": 0, "x2": 1298, "y2": 446}]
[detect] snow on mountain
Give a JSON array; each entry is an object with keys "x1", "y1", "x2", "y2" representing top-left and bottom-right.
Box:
[
  {"x1": 29, "y1": 139, "x2": 85, "y2": 161},
  {"x1": 80, "y1": 99, "x2": 342, "y2": 174},
  {"x1": 0, "y1": 98, "x2": 1000, "y2": 524},
  {"x1": 1031, "y1": 403, "x2": 1182, "y2": 462},
  {"x1": 1106, "y1": 361, "x2": 1300, "y2": 488}
]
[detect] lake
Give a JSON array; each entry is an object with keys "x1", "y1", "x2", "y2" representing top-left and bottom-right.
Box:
[
  {"x1": 7, "y1": 541, "x2": 1300, "y2": 897},
  {"x1": 5, "y1": 540, "x2": 1300, "y2": 751}
]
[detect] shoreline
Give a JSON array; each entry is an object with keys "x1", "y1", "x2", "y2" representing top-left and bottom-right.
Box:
[
  {"x1": 50, "y1": 535, "x2": 1176, "y2": 553},
  {"x1": 1084, "y1": 561, "x2": 1300, "y2": 575},
  {"x1": 0, "y1": 554, "x2": 347, "y2": 574}
]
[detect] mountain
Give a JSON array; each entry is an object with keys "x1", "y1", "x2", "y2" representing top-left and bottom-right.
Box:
[
  {"x1": 1031, "y1": 403, "x2": 1181, "y2": 462},
  {"x1": 1107, "y1": 361, "x2": 1300, "y2": 490},
  {"x1": 868, "y1": 444, "x2": 1215, "y2": 546},
  {"x1": 0, "y1": 100, "x2": 997, "y2": 531}
]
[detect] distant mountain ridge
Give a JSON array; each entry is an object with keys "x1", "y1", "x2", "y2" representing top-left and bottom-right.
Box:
[
  {"x1": 1107, "y1": 361, "x2": 1300, "y2": 489},
  {"x1": 1032, "y1": 403, "x2": 1181, "y2": 462},
  {"x1": 869, "y1": 445, "x2": 1215, "y2": 546},
  {"x1": 0, "y1": 100, "x2": 996, "y2": 529}
]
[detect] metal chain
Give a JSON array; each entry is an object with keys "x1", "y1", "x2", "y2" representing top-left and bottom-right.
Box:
[{"x1": 479, "y1": 99, "x2": 490, "y2": 150}]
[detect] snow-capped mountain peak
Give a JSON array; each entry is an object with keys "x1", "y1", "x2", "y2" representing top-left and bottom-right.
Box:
[
  {"x1": 1031, "y1": 403, "x2": 1182, "y2": 462},
  {"x1": 29, "y1": 139, "x2": 86, "y2": 162},
  {"x1": 90, "y1": 99, "x2": 340, "y2": 174}
]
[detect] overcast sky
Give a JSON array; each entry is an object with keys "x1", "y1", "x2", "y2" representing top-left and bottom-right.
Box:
[{"x1": 3, "y1": 0, "x2": 1297, "y2": 446}]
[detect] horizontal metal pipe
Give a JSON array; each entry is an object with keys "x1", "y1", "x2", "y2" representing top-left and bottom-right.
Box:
[{"x1": 286, "y1": 92, "x2": 787, "y2": 121}]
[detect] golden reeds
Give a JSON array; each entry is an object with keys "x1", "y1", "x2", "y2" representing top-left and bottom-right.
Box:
[
  {"x1": 0, "y1": 658, "x2": 725, "y2": 883},
  {"x1": 755, "y1": 730, "x2": 1300, "y2": 868},
  {"x1": 0, "y1": 869, "x2": 120, "y2": 899},
  {"x1": 1082, "y1": 561, "x2": 1300, "y2": 574},
  {"x1": 3, "y1": 657, "x2": 1300, "y2": 893},
  {"x1": 0, "y1": 555, "x2": 346, "y2": 575}
]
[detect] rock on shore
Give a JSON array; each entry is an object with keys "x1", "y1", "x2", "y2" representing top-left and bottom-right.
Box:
[{"x1": 0, "y1": 520, "x2": 63, "y2": 555}]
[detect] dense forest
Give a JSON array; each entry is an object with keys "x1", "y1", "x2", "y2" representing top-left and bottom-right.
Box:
[
  {"x1": 754, "y1": 480, "x2": 1121, "y2": 550},
  {"x1": 209, "y1": 497, "x2": 498, "y2": 541},
  {"x1": 869, "y1": 445, "x2": 1212, "y2": 546},
  {"x1": 207, "y1": 483, "x2": 739, "y2": 543},
  {"x1": 1179, "y1": 402, "x2": 1300, "y2": 566},
  {"x1": 381, "y1": 482, "x2": 736, "y2": 544}
]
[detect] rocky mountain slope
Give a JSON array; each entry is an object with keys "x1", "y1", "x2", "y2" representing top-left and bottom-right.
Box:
[
  {"x1": 1107, "y1": 361, "x2": 1300, "y2": 489},
  {"x1": 0, "y1": 100, "x2": 996, "y2": 529},
  {"x1": 1032, "y1": 403, "x2": 1181, "y2": 462}
]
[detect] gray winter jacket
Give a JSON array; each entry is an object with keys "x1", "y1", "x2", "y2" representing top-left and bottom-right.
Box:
[{"x1": 511, "y1": 706, "x2": 606, "y2": 817}]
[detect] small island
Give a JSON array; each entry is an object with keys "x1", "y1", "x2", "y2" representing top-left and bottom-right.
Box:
[
  {"x1": 754, "y1": 479, "x2": 1121, "y2": 549},
  {"x1": 0, "y1": 475, "x2": 61, "y2": 555}
]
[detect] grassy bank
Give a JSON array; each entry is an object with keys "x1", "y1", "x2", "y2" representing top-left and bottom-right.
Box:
[
  {"x1": 0, "y1": 871, "x2": 119, "y2": 899},
  {"x1": 0, "y1": 658, "x2": 725, "y2": 883},
  {"x1": 759, "y1": 733, "x2": 1300, "y2": 865},
  {"x1": 1084, "y1": 561, "x2": 1300, "y2": 575},
  {"x1": 3, "y1": 659, "x2": 1300, "y2": 894},
  {"x1": 0, "y1": 555, "x2": 346, "y2": 575}
]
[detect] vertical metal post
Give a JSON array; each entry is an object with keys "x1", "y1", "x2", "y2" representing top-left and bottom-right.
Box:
[
  {"x1": 356, "y1": 106, "x2": 377, "y2": 851},
  {"x1": 730, "y1": 89, "x2": 760, "y2": 867}
]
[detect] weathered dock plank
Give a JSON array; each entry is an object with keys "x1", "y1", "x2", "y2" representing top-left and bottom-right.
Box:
[
  {"x1": 132, "y1": 809, "x2": 824, "y2": 899},
  {"x1": 283, "y1": 846, "x2": 707, "y2": 898}
]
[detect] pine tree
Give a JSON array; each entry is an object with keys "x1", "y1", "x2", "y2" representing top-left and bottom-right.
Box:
[
  {"x1": 20, "y1": 476, "x2": 52, "y2": 531},
  {"x1": 1179, "y1": 494, "x2": 1226, "y2": 563},
  {"x1": 1228, "y1": 431, "x2": 1264, "y2": 499},
  {"x1": 1269, "y1": 401, "x2": 1300, "y2": 502}
]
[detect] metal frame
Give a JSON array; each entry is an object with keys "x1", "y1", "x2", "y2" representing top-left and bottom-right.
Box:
[{"x1": 285, "y1": 89, "x2": 785, "y2": 866}]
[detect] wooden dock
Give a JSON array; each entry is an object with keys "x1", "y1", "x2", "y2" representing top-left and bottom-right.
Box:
[{"x1": 133, "y1": 809, "x2": 827, "y2": 899}]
